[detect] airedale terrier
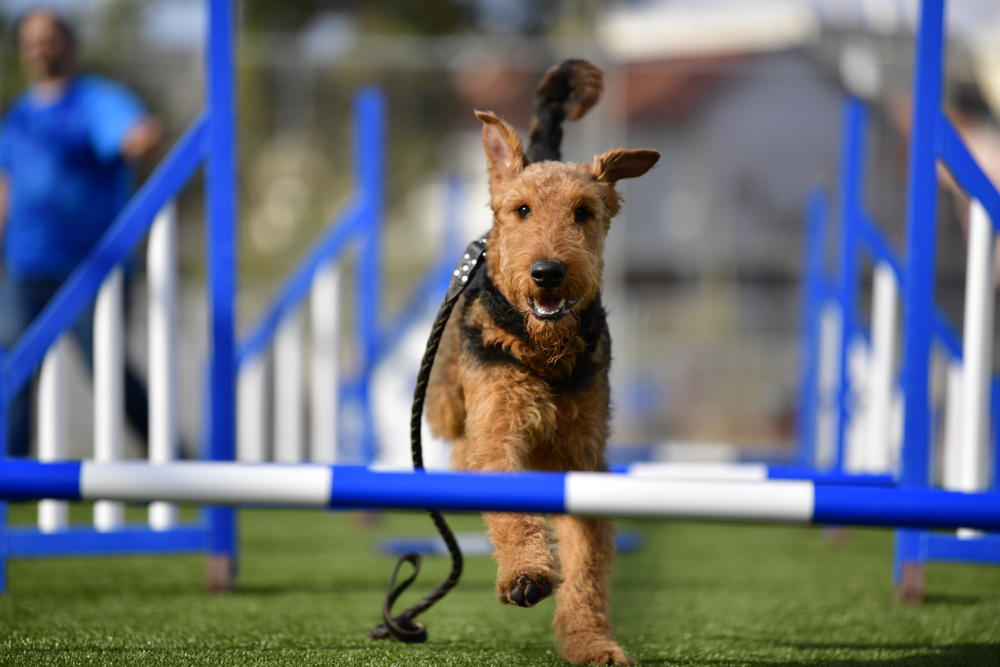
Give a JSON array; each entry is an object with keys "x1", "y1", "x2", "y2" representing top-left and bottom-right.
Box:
[{"x1": 426, "y1": 61, "x2": 659, "y2": 665}]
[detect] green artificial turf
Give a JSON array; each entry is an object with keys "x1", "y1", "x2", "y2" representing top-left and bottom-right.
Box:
[{"x1": 0, "y1": 503, "x2": 998, "y2": 666}]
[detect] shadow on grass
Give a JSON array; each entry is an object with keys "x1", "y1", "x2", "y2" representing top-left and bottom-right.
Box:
[
  {"x1": 638, "y1": 639, "x2": 1000, "y2": 666},
  {"x1": 921, "y1": 592, "x2": 998, "y2": 606},
  {"x1": 234, "y1": 581, "x2": 383, "y2": 596}
]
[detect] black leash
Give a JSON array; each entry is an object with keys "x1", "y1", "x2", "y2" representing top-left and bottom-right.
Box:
[{"x1": 368, "y1": 236, "x2": 487, "y2": 643}]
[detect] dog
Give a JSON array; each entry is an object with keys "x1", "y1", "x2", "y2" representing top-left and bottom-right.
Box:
[{"x1": 426, "y1": 60, "x2": 659, "y2": 666}]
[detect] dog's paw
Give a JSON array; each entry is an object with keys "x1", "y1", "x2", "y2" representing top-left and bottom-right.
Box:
[
  {"x1": 498, "y1": 573, "x2": 555, "y2": 608},
  {"x1": 561, "y1": 638, "x2": 637, "y2": 666}
]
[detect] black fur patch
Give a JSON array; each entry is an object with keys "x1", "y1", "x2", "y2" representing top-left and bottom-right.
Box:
[
  {"x1": 464, "y1": 266, "x2": 529, "y2": 341},
  {"x1": 462, "y1": 324, "x2": 524, "y2": 370}
]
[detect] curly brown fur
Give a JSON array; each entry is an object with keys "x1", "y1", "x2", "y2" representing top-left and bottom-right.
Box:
[{"x1": 426, "y1": 62, "x2": 658, "y2": 666}]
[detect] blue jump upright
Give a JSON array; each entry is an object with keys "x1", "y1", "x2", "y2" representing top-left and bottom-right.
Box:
[
  {"x1": 893, "y1": 0, "x2": 1000, "y2": 601},
  {"x1": 796, "y1": 0, "x2": 1000, "y2": 600},
  {"x1": 0, "y1": 0, "x2": 238, "y2": 593},
  {"x1": 0, "y1": 0, "x2": 387, "y2": 593}
]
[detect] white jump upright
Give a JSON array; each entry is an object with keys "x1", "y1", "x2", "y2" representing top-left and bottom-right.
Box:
[
  {"x1": 93, "y1": 265, "x2": 126, "y2": 531},
  {"x1": 953, "y1": 198, "x2": 995, "y2": 538},
  {"x1": 815, "y1": 305, "x2": 842, "y2": 469},
  {"x1": 942, "y1": 360, "x2": 964, "y2": 488},
  {"x1": 37, "y1": 335, "x2": 69, "y2": 533},
  {"x1": 274, "y1": 306, "x2": 305, "y2": 463},
  {"x1": 148, "y1": 203, "x2": 180, "y2": 530},
  {"x1": 237, "y1": 353, "x2": 268, "y2": 462},
  {"x1": 864, "y1": 262, "x2": 899, "y2": 473},
  {"x1": 236, "y1": 260, "x2": 342, "y2": 465},
  {"x1": 310, "y1": 262, "x2": 340, "y2": 463}
]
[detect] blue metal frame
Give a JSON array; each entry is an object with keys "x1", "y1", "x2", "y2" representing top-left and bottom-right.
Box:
[
  {"x1": 0, "y1": 0, "x2": 396, "y2": 587},
  {"x1": 234, "y1": 87, "x2": 386, "y2": 465},
  {"x1": 801, "y1": 95, "x2": 965, "y2": 475},
  {"x1": 893, "y1": 0, "x2": 1000, "y2": 579},
  {"x1": 832, "y1": 99, "x2": 869, "y2": 471},
  {"x1": 0, "y1": 0, "x2": 242, "y2": 590},
  {"x1": 796, "y1": 189, "x2": 829, "y2": 469}
]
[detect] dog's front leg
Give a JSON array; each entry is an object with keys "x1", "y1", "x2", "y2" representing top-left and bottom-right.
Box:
[
  {"x1": 462, "y1": 370, "x2": 561, "y2": 607},
  {"x1": 553, "y1": 515, "x2": 635, "y2": 665},
  {"x1": 482, "y1": 510, "x2": 558, "y2": 607}
]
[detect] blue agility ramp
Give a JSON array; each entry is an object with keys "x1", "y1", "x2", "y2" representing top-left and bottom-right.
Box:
[{"x1": 1, "y1": 462, "x2": 999, "y2": 532}]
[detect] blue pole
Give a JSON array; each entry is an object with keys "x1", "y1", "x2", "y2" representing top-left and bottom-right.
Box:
[
  {"x1": 0, "y1": 348, "x2": 7, "y2": 594},
  {"x1": 205, "y1": 0, "x2": 238, "y2": 590},
  {"x1": 894, "y1": 0, "x2": 946, "y2": 597},
  {"x1": 797, "y1": 188, "x2": 828, "y2": 468},
  {"x1": 833, "y1": 97, "x2": 868, "y2": 471},
  {"x1": 353, "y1": 88, "x2": 385, "y2": 464},
  {"x1": 992, "y1": 376, "x2": 1000, "y2": 493}
]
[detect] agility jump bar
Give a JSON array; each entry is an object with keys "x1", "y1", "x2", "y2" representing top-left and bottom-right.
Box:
[{"x1": 1, "y1": 461, "x2": 997, "y2": 531}]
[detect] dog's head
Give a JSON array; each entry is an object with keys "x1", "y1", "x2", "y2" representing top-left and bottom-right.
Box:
[{"x1": 476, "y1": 111, "x2": 659, "y2": 346}]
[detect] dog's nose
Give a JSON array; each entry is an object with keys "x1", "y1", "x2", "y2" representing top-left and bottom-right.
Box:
[{"x1": 531, "y1": 260, "x2": 566, "y2": 289}]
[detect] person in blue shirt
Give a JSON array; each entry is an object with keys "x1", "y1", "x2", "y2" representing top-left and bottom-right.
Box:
[{"x1": 0, "y1": 10, "x2": 162, "y2": 457}]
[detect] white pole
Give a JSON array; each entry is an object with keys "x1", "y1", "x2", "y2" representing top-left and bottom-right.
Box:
[
  {"x1": 957, "y1": 198, "x2": 994, "y2": 538},
  {"x1": 844, "y1": 335, "x2": 870, "y2": 473},
  {"x1": 942, "y1": 359, "x2": 964, "y2": 490},
  {"x1": 273, "y1": 306, "x2": 305, "y2": 463},
  {"x1": 865, "y1": 262, "x2": 897, "y2": 473},
  {"x1": 815, "y1": 305, "x2": 842, "y2": 469},
  {"x1": 148, "y1": 203, "x2": 179, "y2": 530},
  {"x1": 310, "y1": 262, "x2": 340, "y2": 463},
  {"x1": 37, "y1": 335, "x2": 69, "y2": 533},
  {"x1": 93, "y1": 266, "x2": 126, "y2": 532},
  {"x1": 237, "y1": 351, "x2": 268, "y2": 462}
]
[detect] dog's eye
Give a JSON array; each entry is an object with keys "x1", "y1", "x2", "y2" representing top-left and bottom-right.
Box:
[
  {"x1": 516, "y1": 204, "x2": 531, "y2": 219},
  {"x1": 574, "y1": 206, "x2": 591, "y2": 223}
]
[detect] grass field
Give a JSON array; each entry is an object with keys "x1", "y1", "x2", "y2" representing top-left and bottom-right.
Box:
[{"x1": 1, "y1": 503, "x2": 998, "y2": 666}]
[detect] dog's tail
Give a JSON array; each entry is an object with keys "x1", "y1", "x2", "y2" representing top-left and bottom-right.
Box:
[{"x1": 526, "y1": 59, "x2": 605, "y2": 164}]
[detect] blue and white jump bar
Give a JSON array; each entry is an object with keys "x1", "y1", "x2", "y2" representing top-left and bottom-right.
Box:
[{"x1": 1, "y1": 461, "x2": 998, "y2": 531}]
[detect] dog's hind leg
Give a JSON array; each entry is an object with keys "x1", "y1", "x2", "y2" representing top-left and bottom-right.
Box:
[{"x1": 552, "y1": 515, "x2": 635, "y2": 666}]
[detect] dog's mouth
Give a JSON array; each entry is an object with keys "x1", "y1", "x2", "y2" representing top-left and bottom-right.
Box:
[{"x1": 531, "y1": 294, "x2": 582, "y2": 320}]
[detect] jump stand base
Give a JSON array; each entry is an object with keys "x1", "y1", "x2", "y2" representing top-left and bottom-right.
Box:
[{"x1": 896, "y1": 563, "x2": 925, "y2": 604}]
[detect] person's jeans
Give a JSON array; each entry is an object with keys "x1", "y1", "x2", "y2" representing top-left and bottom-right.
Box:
[{"x1": 1, "y1": 274, "x2": 149, "y2": 457}]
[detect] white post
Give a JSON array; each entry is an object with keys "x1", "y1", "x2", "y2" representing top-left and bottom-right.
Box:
[
  {"x1": 865, "y1": 262, "x2": 898, "y2": 473},
  {"x1": 942, "y1": 359, "x2": 964, "y2": 490},
  {"x1": 844, "y1": 335, "x2": 870, "y2": 473},
  {"x1": 815, "y1": 305, "x2": 842, "y2": 469},
  {"x1": 957, "y1": 198, "x2": 994, "y2": 538},
  {"x1": 310, "y1": 262, "x2": 340, "y2": 463},
  {"x1": 94, "y1": 266, "x2": 126, "y2": 532},
  {"x1": 273, "y1": 306, "x2": 305, "y2": 463},
  {"x1": 37, "y1": 335, "x2": 69, "y2": 533},
  {"x1": 148, "y1": 204, "x2": 179, "y2": 530},
  {"x1": 237, "y1": 352, "x2": 269, "y2": 462}
]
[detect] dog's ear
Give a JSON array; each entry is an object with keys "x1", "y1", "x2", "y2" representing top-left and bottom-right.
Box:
[
  {"x1": 476, "y1": 111, "x2": 526, "y2": 187},
  {"x1": 592, "y1": 149, "x2": 660, "y2": 184}
]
